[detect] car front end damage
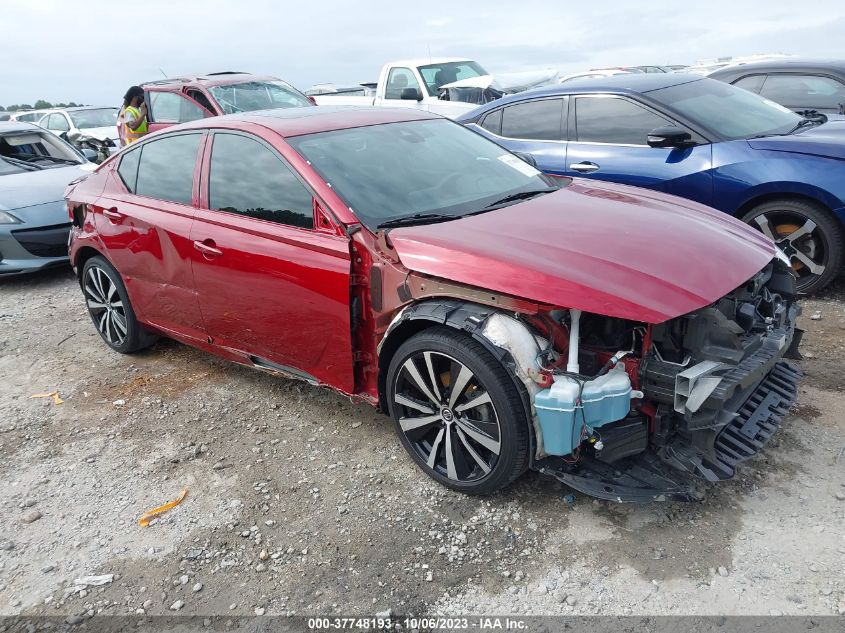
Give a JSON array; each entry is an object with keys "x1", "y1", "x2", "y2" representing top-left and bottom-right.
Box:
[
  {"x1": 538, "y1": 258, "x2": 802, "y2": 502},
  {"x1": 380, "y1": 257, "x2": 802, "y2": 502}
]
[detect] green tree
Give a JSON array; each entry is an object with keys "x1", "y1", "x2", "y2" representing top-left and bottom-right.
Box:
[
  {"x1": 34, "y1": 99, "x2": 53, "y2": 109},
  {"x1": 0, "y1": 105, "x2": 5, "y2": 112},
  {"x1": 19, "y1": 104, "x2": 33, "y2": 111}
]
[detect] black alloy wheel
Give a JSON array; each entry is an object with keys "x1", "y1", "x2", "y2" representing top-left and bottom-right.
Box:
[
  {"x1": 81, "y1": 256, "x2": 157, "y2": 353},
  {"x1": 743, "y1": 199, "x2": 843, "y2": 293},
  {"x1": 386, "y1": 326, "x2": 529, "y2": 494}
]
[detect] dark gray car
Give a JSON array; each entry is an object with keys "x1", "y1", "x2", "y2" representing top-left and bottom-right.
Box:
[
  {"x1": 709, "y1": 59, "x2": 845, "y2": 115},
  {"x1": 0, "y1": 122, "x2": 94, "y2": 275}
]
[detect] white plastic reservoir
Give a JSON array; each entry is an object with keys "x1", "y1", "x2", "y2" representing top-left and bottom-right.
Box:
[{"x1": 534, "y1": 367, "x2": 640, "y2": 456}]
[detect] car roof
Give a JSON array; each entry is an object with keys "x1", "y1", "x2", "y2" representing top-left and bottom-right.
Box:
[
  {"x1": 60, "y1": 106, "x2": 118, "y2": 112},
  {"x1": 174, "y1": 106, "x2": 441, "y2": 138},
  {"x1": 10, "y1": 109, "x2": 53, "y2": 117},
  {"x1": 393, "y1": 57, "x2": 476, "y2": 67},
  {"x1": 470, "y1": 73, "x2": 702, "y2": 112},
  {"x1": 709, "y1": 58, "x2": 845, "y2": 76},
  {"x1": 141, "y1": 73, "x2": 283, "y2": 89}
]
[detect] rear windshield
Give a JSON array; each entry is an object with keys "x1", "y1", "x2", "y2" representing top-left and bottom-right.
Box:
[
  {"x1": 209, "y1": 81, "x2": 312, "y2": 114},
  {"x1": 69, "y1": 108, "x2": 119, "y2": 129},
  {"x1": 648, "y1": 78, "x2": 801, "y2": 140}
]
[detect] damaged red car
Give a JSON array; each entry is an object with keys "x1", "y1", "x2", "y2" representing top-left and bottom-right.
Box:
[{"x1": 65, "y1": 108, "x2": 803, "y2": 501}]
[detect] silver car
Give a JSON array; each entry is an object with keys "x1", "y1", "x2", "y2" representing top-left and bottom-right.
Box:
[{"x1": 0, "y1": 122, "x2": 95, "y2": 275}]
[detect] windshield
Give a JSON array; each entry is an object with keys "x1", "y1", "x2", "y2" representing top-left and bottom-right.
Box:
[
  {"x1": 69, "y1": 108, "x2": 119, "y2": 129},
  {"x1": 648, "y1": 78, "x2": 802, "y2": 140},
  {"x1": 209, "y1": 81, "x2": 312, "y2": 114},
  {"x1": 417, "y1": 61, "x2": 488, "y2": 96},
  {"x1": 0, "y1": 131, "x2": 83, "y2": 171},
  {"x1": 288, "y1": 118, "x2": 557, "y2": 230}
]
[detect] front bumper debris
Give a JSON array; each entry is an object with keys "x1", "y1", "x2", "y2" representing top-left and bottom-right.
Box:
[{"x1": 541, "y1": 359, "x2": 802, "y2": 502}]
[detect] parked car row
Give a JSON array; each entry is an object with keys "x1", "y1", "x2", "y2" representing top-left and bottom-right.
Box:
[{"x1": 3, "y1": 106, "x2": 121, "y2": 162}]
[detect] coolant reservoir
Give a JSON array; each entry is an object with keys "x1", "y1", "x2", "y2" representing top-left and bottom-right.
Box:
[{"x1": 534, "y1": 367, "x2": 639, "y2": 457}]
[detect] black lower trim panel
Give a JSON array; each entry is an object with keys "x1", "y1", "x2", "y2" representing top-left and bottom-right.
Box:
[
  {"x1": 710, "y1": 360, "x2": 802, "y2": 478},
  {"x1": 539, "y1": 454, "x2": 703, "y2": 503},
  {"x1": 11, "y1": 223, "x2": 71, "y2": 258}
]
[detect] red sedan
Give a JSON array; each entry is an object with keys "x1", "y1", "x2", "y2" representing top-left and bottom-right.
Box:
[{"x1": 66, "y1": 108, "x2": 802, "y2": 501}]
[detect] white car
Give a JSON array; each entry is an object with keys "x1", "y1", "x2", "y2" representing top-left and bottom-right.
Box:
[{"x1": 38, "y1": 106, "x2": 121, "y2": 162}]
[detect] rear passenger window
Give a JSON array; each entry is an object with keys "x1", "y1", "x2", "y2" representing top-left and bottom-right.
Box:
[
  {"x1": 208, "y1": 133, "x2": 314, "y2": 230},
  {"x1": 732, "y1": 74, "x2": 766, "y2": 94},
  {"x1": 480, "y1": 109, "x2": 502, "y2": 135},
  {"x1": 117, "y1": 147, "x2": 141, "y2": 192},
  {"x1": 501, "y1": 99, "x2": 563, "y2": 140},
  {"x1": 760, "y1": 74, "x2": 845, "y2": 110},
  {"x1": 134, "y1": 133, "x2": 201, "y2": 204},
  {"x1": 575, "y1": 97, "x2": 669, "y2": 145}
]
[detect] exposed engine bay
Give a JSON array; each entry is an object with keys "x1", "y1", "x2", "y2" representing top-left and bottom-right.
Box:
[
  {"x1": 387, "y1": 258, "x2": 802, "y2": 502},
  {"x1": 533, "y1": 259, "x2": 802, "y2": 501}
]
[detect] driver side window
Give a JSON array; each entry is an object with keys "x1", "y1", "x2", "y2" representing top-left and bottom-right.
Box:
[
  {"x1": 575, "y1": 96, "x2": 671, "y2": 145},
  {"x1": 149, "y1": 91, "x2": 208, "y2": 124},
  {"x1": 47, "y1": 114, "x2": 70, "y2": 132},
  {"x1": 384, "y1": 68, "x2": 421, "y2": 100}
]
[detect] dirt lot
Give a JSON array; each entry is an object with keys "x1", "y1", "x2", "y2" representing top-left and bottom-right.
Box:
[{"x1": 1, "y1": 268, "x2": 844, "y2": 620}]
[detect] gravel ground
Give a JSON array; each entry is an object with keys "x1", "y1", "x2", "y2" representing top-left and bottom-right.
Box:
[{"x1": 1, "y1": 268, "x2": 844, "y2": 620}]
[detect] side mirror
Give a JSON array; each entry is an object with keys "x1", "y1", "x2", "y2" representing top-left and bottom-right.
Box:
[
  {"x1": 81, "y1": 148, "x2": 98, "y2": 162},
  {"x1": 647, "y1": 126, "x2": 693, "y2": 148},
  {"x1": 400, "y1": 88, "x2": 423, "y2": 101},
  {"x1": 514, "y1": 152, "x2": 538, "y2": 168}
]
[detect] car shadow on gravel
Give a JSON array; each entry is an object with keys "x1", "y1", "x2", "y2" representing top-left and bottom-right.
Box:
[{"x1": 0, "y1": 265, "x2": 75, "y2": 290}]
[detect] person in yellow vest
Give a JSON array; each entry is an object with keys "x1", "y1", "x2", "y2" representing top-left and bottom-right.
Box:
[{"x1": 121, "y1": 86, "x2": 148, "y2": 145}]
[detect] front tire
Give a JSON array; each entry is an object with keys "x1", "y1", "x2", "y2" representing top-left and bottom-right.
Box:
[
  {"x1": 742, "y1": 199, "x2": 843, "y2": 294},
  {"x1": 386, "y1": 326, "x2": 529, "y2": 495},
  {"x1": 81, "y1": 256, "x2": 156, "y2": 353}
]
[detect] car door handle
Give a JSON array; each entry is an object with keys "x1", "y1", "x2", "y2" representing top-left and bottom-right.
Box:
[
  {"x1": 193, "y1": 239, "x2": 223, "y2": 258},
  {"x1": 102, "y1": 207, "x2": 124, "y2": 221},
  {"x1": 569, "y1": 161, "x2": 600, "y2": 173}
]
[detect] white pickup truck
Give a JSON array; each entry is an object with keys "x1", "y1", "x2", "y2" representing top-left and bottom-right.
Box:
[
  {"x1": 312, "y1": 58, "x2": 558, "y2": 119},
  {"x1": 312, "y1": 57, "x2": 485, "y2": 118}
]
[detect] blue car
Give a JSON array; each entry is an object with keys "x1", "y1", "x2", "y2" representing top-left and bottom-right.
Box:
[{"x1": 457, "y1": 74, "x2": 845, "y2": 293}]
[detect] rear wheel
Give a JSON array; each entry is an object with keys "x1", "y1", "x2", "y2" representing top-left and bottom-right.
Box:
[
  {"x1": 386, "y1": 326, "x2": 529, "y2": 494},
  {"x1": 81, "y1": 256, "x2": 157, "y2": 353},
  {"x1": 742, "y1": 199, "x2": 842, "y2": 294}
]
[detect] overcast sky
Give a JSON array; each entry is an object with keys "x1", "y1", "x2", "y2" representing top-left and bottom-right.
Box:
[{"x1": 3, "y1": 0, "x2": 844, "y2": 106}]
